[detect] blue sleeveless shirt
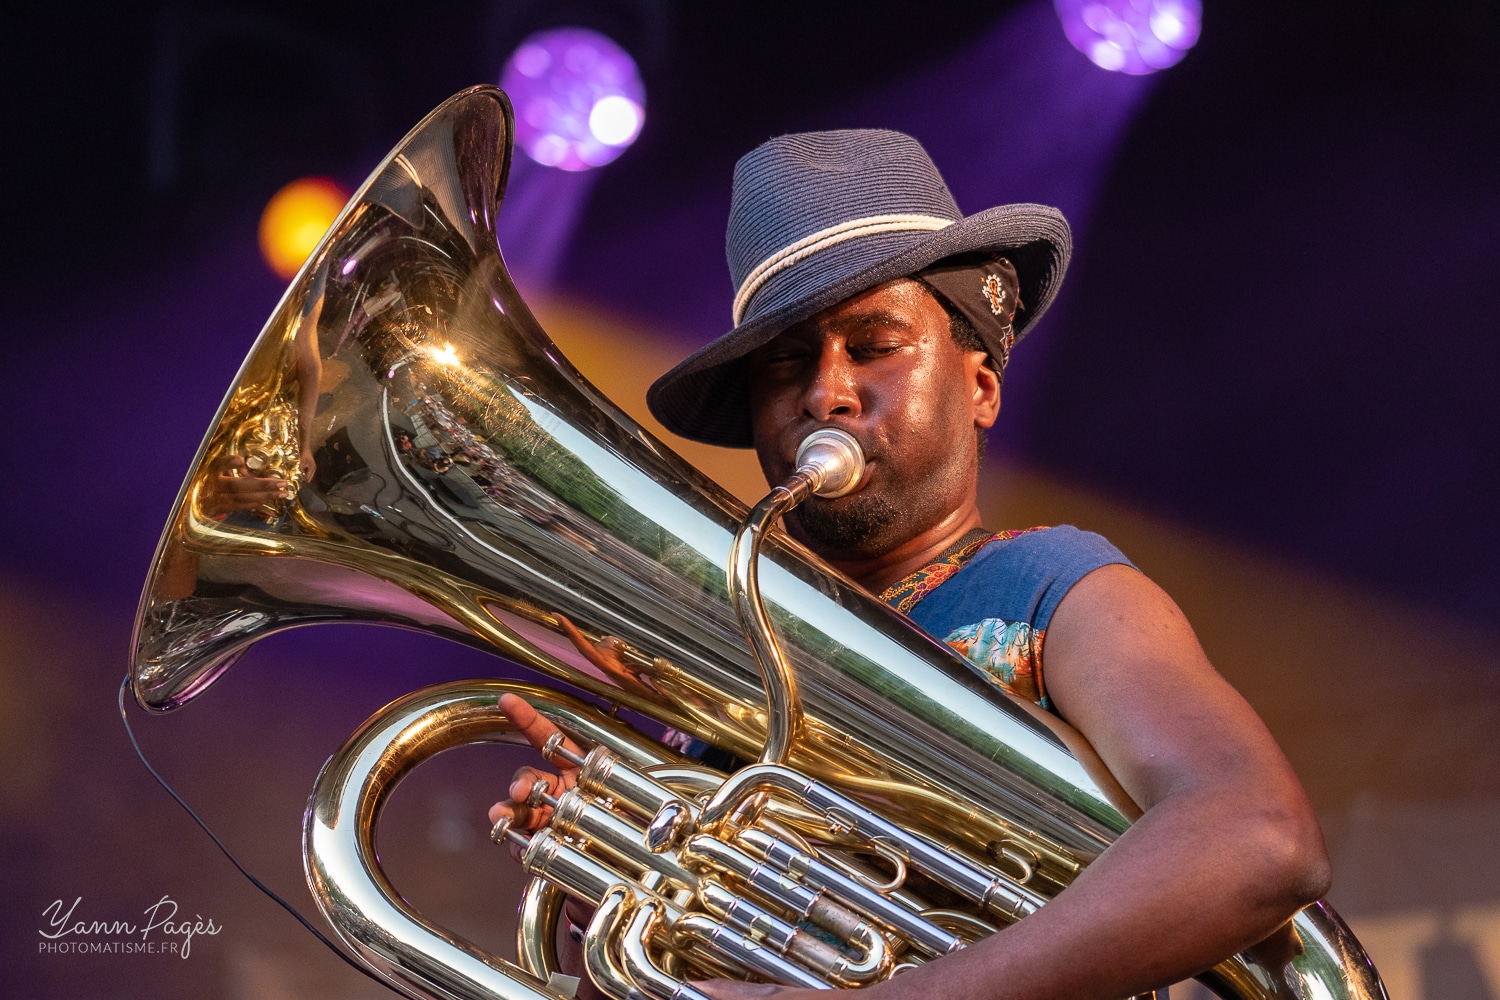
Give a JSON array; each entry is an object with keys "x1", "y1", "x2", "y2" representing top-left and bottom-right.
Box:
[{"x1": 880, "y1": 526, "x2": 1134, "y2": 711}]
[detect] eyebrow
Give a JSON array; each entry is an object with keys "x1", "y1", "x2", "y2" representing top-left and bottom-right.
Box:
[{"x1": 821, "y1": 309, "x2": 916, "y2": 335}]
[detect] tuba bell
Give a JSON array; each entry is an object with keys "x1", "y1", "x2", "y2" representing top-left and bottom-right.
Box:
[{"x1": 129, "y1": 86, "x2": 1387, "y2": 1000}]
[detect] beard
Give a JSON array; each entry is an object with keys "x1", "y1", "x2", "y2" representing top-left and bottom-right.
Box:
[{"x1": 788, "y1": 490, "x2": 902, "y2": 557}]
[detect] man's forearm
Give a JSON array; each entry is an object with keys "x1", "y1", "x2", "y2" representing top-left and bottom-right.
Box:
[{"x1": 864, "y1": 784, "x2": 1328, "y2": 1000}]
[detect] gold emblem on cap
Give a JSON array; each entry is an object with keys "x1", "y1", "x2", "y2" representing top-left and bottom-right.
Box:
[{"x1": 981, "y1": 273, "x2": 1008, "y2": 316}]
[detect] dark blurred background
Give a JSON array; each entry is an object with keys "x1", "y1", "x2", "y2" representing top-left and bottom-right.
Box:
[{"x1": 2, "y1": 2, "x2": 1496, "y2": 998}]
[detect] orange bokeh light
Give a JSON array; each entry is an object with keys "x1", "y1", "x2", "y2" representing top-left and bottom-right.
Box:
[{"x1": 258, "y1": 177, "x2": 350, "y2": 280}]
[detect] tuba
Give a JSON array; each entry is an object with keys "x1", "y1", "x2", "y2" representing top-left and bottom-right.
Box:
[{"x1": 129, "y1": 86, "x2": 1387, "y2": 1000}]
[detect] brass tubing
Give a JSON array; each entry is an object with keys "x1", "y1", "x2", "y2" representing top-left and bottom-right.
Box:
[
  {"x1": 703, "y1": 765, "x2": 1045, "y2": 919},
  {"x1": 520, "y1": 830, "x2": 630, "y2": 909},
  {"x1": 303, "y1": 678, "x2": 675, "y2": 1000},
  {"x1": 619, "y1": 903, "x2": 719, "y2": 1000},
  {"x1": 736, "y1": 828, "x2": 962, "y2": 958},
  {"x1": 515, "y1": 878, "x2": 565, "y2": 982},
  {"x1": 664, "y1": 940, "x2": 742, "y2": 983},
  {"x1": 646, "y1": 766, "x2": 829, "y2": 845},
  {"x1": 696, "y1": 879, "x2": 817, "y2": 958},
  {"x1": 726, "y1": 427, "x2": 864, "y2": 769},
  {"x1": 699, "y1": 764, "x2": 812, "y2": 832},
  {"x1": 919, "y1": 909, "x2": 999, "y2": 941},
  {"x1": 695, "y1": 875, "x2": 887, "y2": 985},
  {"x1": 682, "y1": 835, "x2": 890, "y2": 984},
  {"x1": 669, "y1": 913, "x2": 830, "y2": 990},
  {"x1": 727, "y1": 484, "x2": 807, "y2": 766},
  {"x1": 549, "y1": 791, "x2": 699, "y2": 889},
  {"x1": 579, "y1": 748, "x2": 700, "y2": 824},
  {"x1": 807, "y1": 908, "x2": 890, "y2": 984},
  {"x1": 584, "y1": 887, "x2": 648, "y2": 1000},
  {"x1": 682, "y1": 835, "x2": 822, "y2": 918}
]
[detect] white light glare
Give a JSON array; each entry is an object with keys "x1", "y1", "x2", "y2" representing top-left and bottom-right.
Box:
[
  {"x1": 500, "y1": 27, "x2": 647, "y2": 170},
  {"x1": 589, "y1": 95, "x2": 644, "y2": 146},
  {"x1": 1151, "y1": 8, "x2": 1186, "y2": 44},
  {"x1": 1089, "y1": 39, "x2": 1128, "y2": 71}
]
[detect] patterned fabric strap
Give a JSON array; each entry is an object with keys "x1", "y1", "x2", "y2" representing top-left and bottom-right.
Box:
[{"x1": 879, "y1": 526, "x2": 1047, "y2": 614}]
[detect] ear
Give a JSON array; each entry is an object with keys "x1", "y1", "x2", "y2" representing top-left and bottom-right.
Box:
[{"x1": 969, "y1": 353, "x2": 1001, "y2": 430}]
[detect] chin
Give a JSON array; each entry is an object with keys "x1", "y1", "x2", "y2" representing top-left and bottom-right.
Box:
[{"x1": 788, "y1": 491, "x2": 903, "y2": 560}]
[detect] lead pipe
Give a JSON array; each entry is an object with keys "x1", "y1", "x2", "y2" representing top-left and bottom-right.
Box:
[{"x1": 727, "y1": 427, "x2": 866, "y2": 767}]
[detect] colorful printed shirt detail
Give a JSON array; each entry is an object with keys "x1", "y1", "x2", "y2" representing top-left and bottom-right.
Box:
[
  {"x1": 942, "y1": 617, "x2": 1049, "y2": 705},
  {"x1": 880, "y1": 526, "x2": 1134, "y2": 712},
  {"x1": 882, "y1": 528, "x2": 1044, "y2": 614}
]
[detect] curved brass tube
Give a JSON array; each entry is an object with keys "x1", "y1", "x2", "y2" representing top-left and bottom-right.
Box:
[
  {"x1": 303, "y1": 680, "x2": 681, "y2": 1000},
  {"x1": 727, "y1": 486, "x2": 805, "y2": 766},
  {"x1": 584, "y1": 888, "x2": 645, "y2": 1000},
  {"x1": 515, "y1": 878, "x2": 565, "y2": 984},
  {"x1": 621, "y1": 904, "x2": 722, "y2": 1000},
  {"x1": 727, "y1": 427, "x2": 865, "y2": 767}
]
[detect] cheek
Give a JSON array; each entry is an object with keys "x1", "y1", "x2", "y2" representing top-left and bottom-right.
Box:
[
  {"x1": 880, "y1": 358, "x2": 972, "y2": 446},
  {"x1": 748, "y1": 387, "x2": 779, "y2": 436},
  {"x1": 748, "y1": 378, "x2": 796, "y2": 477}
]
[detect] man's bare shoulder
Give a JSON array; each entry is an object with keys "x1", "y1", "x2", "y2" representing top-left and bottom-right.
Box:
[{"x1": 1041, "y1": 563, "x2": 1311, "y2": 816}]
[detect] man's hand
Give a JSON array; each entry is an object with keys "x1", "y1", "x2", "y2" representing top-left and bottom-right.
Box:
[
  {"x1": 487, "y1": 693, "x2": 584, "y2": 856},
  {"x1": 486, "y1": 694, "x2": 605, "y2": 999}
]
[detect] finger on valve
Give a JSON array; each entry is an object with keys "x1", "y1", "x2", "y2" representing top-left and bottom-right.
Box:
[
  {"x1": 509, "y1": 765, "x2": 572, "y2": 826},
  {"x1": 499, "y1": 693, "x2": 586, "y2": 764},
  {"x1": 485, "y1": 766, "x2": 553, "y2": 856},
  {"x1": 487, "y1": 801, "x2": 530, "y2": 863},
  {"x1": 489, "y1": 694, "x2": 585, "y2": 858}
]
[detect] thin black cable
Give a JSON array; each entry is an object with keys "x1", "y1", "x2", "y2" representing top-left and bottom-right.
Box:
[{"x1": 117, "y1": 676, "x2": 396, "y2": 992}]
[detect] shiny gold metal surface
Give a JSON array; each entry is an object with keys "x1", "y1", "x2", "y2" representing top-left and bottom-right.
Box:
[{"x1": 130, "y1": 86, "x2": 1389, "y2": 1000}]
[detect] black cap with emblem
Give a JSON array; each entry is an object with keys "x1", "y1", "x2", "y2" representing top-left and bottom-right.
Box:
[{"x1": 915, "y1": 254, "x2": 1023, "y2": 375}]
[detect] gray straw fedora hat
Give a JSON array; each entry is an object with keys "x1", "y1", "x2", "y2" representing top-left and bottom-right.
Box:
[{"x1": 646, "y1": 128, "x2": 1072, "y2": 448}]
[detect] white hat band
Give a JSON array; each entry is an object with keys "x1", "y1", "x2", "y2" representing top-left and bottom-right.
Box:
[{"x1": 731, "y1": 213, "x2": 954, "y2": 325}]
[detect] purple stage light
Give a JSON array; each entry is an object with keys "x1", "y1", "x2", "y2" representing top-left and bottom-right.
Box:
[
  {"x1": 1054, "y1": 0, "x2": 1201, "y2": 74},
  {"x1": 500, "y1": 27, "x2": 646, "y2": 171}
]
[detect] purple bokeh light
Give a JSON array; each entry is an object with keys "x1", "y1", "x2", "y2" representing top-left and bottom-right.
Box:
[
  {"x1": 500, "y1": 27, "x2": 646, "y2": 172},
  {"x1": 1054, "y1": 0, "x2": 1201, "y2": 74}
]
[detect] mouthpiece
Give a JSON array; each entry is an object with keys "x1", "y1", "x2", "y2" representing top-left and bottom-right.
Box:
[{"x1": 793, "y1": 427, "x2": 866, "y2": 499}]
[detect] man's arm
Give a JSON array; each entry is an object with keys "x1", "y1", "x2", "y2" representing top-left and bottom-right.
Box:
[
  {"x1": 701, "y1": 563, "x2": 1330, "y2": 999},
  {"x1": 1024, "y1": 564, "x2": 1331, "y2": 989}
]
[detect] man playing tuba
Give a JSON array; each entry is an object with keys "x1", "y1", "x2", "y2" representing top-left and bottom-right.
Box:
[{"x1": 489, "y1": 129, "x2": 1331, "y2": 1000}]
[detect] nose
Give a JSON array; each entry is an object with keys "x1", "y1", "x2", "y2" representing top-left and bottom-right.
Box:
[{"x1": 802, "y1": 342, "x2": 861, "y2": 422}]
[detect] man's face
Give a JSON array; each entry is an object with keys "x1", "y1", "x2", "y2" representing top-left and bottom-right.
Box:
[{"x1": 746, "y1": 278, "x2": 999, "y2": 561}]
